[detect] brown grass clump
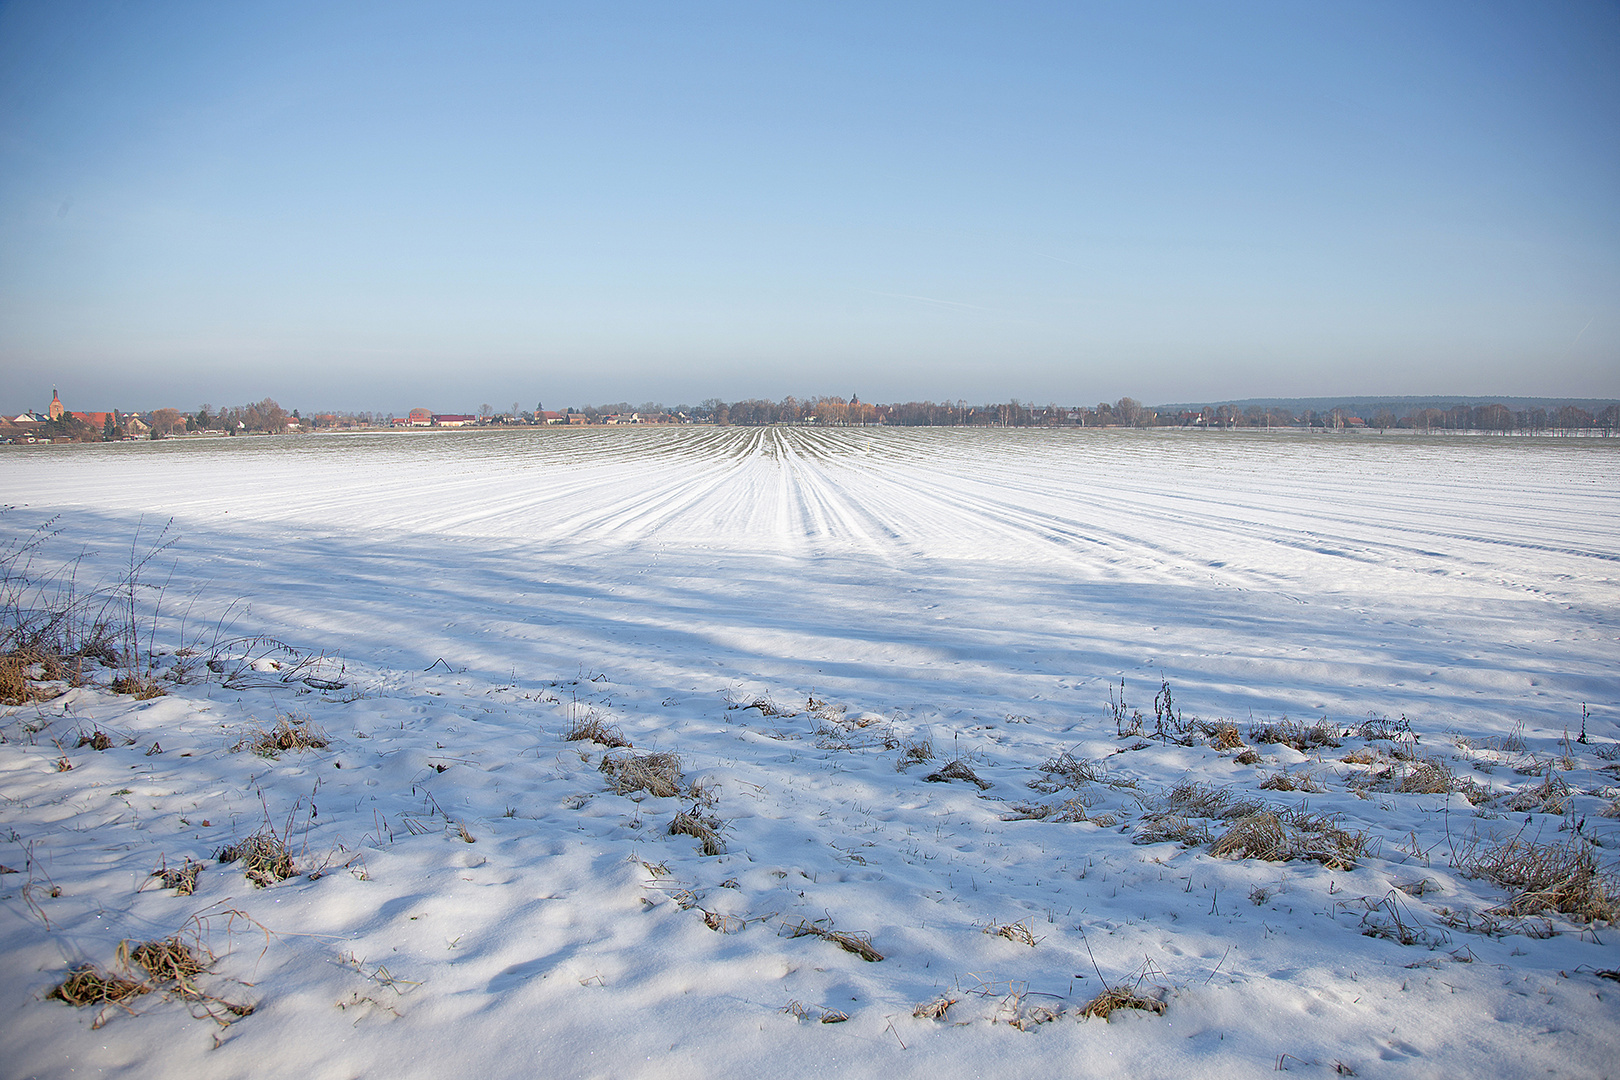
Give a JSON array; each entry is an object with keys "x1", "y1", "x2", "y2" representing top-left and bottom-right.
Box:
[
  {"x1": 1259, "y1": 770, "x2": 1326, "y2": 793},
  {"x1": 1080, "y1": 987, "x2": 1166, "y2": 1021},
  {"x1": 1355, "y1": 892, "x2": 1450, "y2": 948},
  {"x1": 216, "y1": 832, "x2": 295, "y2": 886},
  {"x1": 108, "y1": 674, "x2": 166, "y2": 699},
  {"x1": 0, "y1": 647, "x2": 76, "y2": 704},
  {"x1": 913, "y1": 995, "x2": 958, "y2": 1020},
  {"x1": 924, "y1": 758, "x2": 991, "y2": 790},
  {"x1": 669, "y1": 809, "x2": 725, "y2": 856},
  {"x1": 1001, "y1": 801, "x2": 1056, "y2": 821},
  {"x1": 1248, "y1": 717, "x2": 1340, "y2": 751},
  {"x1": 76, "y1": 729, "x2": 114, "y2": 751},
  {"x1": 566, "y1": 715, "x2": 631, "y2": 748},
  {"x1": 233, "y1": 715, "x2": 329, "y2": 757},
  {"x1": 1211, "y1": 811, "x2": 1369, "y2": 870},
  {"x1": 151, "y1": 857, "x2": 203, "y2": 896},
  {"x1": 122, "y1": 937, "x2": 207, "y2": 983},
  {"x1": 116, "y1": 931, "x2": 256, "y2": 1025},
  {"x1": 1209, "y1": 724, "x2": 1244, "y2": 750},
  {"x1": 1052, "y1": 796, "x2": 1091, "y2": 823},
  {"x1": 1397, "y1": 760, "x2": 1456, "y2": 794},
  {"x1": 701, "y1": 910, "x2": 743, "y2": 933},
  {"x1": 1234, "y1": 748, "x2": 1262, "y2": 765},
  {"x1": 1134, "y1": 813, "x2": 1210, "y2": 846},
  {"x1": 1029, "y1": 751, "x2": 1101, "y2": 793},
  {"x1": 782, "y1": 999, "x2": 848, "y2": 1023},
  {"x1": 47, "y1": 964, "x2": 151, "y2": 1022},
  {"x1": 895, "y1": 737, "x2": 935, "y2": 770},
  {"x1": 1507, "y1": 774, "x2": 1572, "y2": 815},
  {"x1": 599, "y1": 751, "x2": 684, "y2": 797},
  {"x1": 983, "y1": 920, "x2": 1038, "y2": 946},
  {"x1": 1462, "y1": 837, "x2": 1615, "y2": 923},
  {"x1": 1342, "y1": 748, "x2": 1379, "y2": 765},
  {"x1": 1164, "y1": 781, "x2": 1232, "y2": 817},
  {"x1": 786, "y1": 918, "x2": 884, "y2": 962},
  {"x1": 0, "y1": 650, "x2": 43, "y2": 705}
]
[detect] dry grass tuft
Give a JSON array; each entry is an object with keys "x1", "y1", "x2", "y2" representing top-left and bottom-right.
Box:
[
  {"x1": 1080, "y1": 987, "x2": 1166, "y2": 1021},
  {"x1": 0, "y1": 650, "x2": 45, "y2": 705},
  {"x1": 1051, "y1": 796, "x2": 1091, "y2": 823},
  {"x1": 1029, "y1": 751, "x2": 1101, "y2": 793},
  {"x1": 233, "y1": 715, "x2": 329, "y2": 757},
  {"x1": 122, "y1": 937, "x2": 208, "y2": 983},
  {"x1": 1209, "y1": 723, "x2": 1244, "y2": 750},
  {"x1": 48, "y1": 964, "x2": 150, "y2": 1019},
  {"x1": 1507, "y1": 774, "x2": 1572, "y2": 815},
  {"x1": 895, "y1": 737, "x2": 935, "y2": 770},
  {"x1": 1397, "y1": 760, "x2": 1456, "y2": 794},
  {"x1": 151, "y1": 857, "x2": 203, "y2": 896},
  {"x1": 702, "y1": 910, "x2": 743, "y2": 933},
  {"x1": 782, "y1": 999, "x2": 848, "y2": 1023},
  {"x1": 117, "y1": 929, "x2": 256, "y2": 1025},
  {"x1": 1135, "y1": 813, "x2": 1210, "y2": 846},
  {"x1": 1006, "y1": 797, "x2": 1092, "y2": 822},
  {"x1": 913, "y1": 995, "x2": 958, "y2": 1020},
  {"x1": 983, "y1": 919, "x2": 1038, "y2": 947},
  {"x1": 599, "y1": 751, "x2": 684, "y2": 797},
  {"x1": 924, "y1": 758, "x2": 991, "y2": 790},
  {"x1": 1234, "y1": 748, "x2": 1263, "y2": 765},
  {"x1": 1462, "y1": 837, "x2": 1615, "y2": 923},
  {"x1": 1342, "y1": 748, "x2": 1379, "y2": 765},
  {"x1": 566, "y1": 714, "x2": 631, "y2": 748},
  {"x1": 1249, "y1": 717, "x2": 1341, "y2": 751},
  {"x1": 76, "y1": 729, "x2": 114, "y2": 751},
  {"x1": 1259, "y1": 770, "x2": 1324, "y2": 793},
  {"x1": 786, "y1": 918, "x2": 884, "y2": 962},
  {"x1": 216, "y1": 832, "x2": 295, "y2": 887},
  {"x1": 108, "y1": 674, "x2": 166, "y2": 699},
  {"x1": 1165, "y1": 780, "x2": 1232, "y2": 817},
  {"x1": 669, "y1": 809, "x2": 725, "y2": 856},
  {"x1": 1353, "y1": 892, "x2": 1450, "y2": 947},
  {"x1": 1211, "y1": 811, "x2": 1370, "y2": 870},
  {"x1": 47, "y1": 927, "x2": 254, "y2": 1030}
]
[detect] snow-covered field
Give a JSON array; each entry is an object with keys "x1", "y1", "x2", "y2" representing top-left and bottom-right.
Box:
[{"x1": 2, "y1": 427, "x2": 1617, "y2": 1079}]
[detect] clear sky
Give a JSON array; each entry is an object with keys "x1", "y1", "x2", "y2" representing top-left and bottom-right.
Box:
[{"x1": 2, "y1": 1, "x2": 1616, "y2": 413}]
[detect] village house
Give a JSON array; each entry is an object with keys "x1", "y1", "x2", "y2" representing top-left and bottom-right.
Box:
[{"x1": 390, "y1": 408, "x2": 434, "y2": 427}]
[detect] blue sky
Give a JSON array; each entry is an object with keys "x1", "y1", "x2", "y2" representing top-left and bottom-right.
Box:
[{"x1": 1, "y1": 1, "x2": 1616, "y2": 413}]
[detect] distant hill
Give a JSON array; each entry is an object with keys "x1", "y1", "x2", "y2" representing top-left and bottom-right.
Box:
[{"x1": 1150, "y1": 395, "x2": 1619, "y2": 415}]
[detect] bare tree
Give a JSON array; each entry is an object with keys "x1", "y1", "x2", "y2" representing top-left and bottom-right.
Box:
[{"x1": 149, "y1": 408, "x2": 182, "y2": 436}]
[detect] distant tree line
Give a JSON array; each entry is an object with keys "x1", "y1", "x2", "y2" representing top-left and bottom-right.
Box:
[
  {"x1": 15, "y1": 394, "x2": 1617, "y2": 444},
  {"x1": 1167, "y1": 401, "x2": 1620, "y2": 433},
  {"x1": 574, "y1": 395, "x2": 1619, "y2": 432},
  {"x1": 183, "y1": 401, "x2": 390, "y2": 434}
]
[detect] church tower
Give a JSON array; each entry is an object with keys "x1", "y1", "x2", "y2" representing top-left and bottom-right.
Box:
[{"x1": 48, "y1": 388, "x2": 63, "y2": 420}]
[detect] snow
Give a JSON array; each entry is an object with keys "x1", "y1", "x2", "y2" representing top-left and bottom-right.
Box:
[{"x1": 1, "y1": 427, "x2": 1617, "y2": 1078}]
